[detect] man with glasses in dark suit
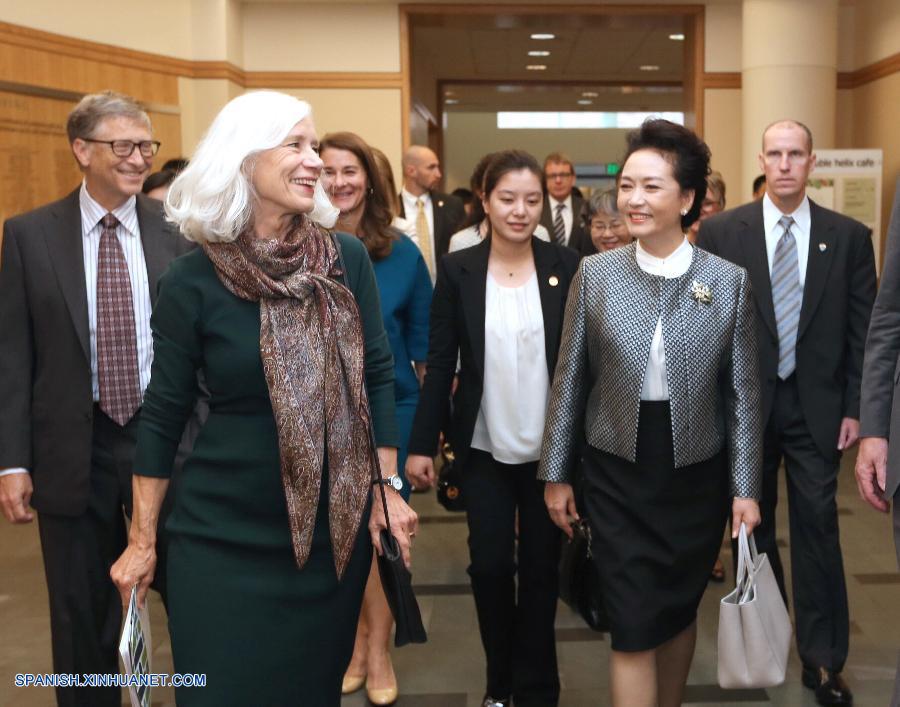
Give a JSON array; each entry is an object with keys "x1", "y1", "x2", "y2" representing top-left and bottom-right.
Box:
[
  {"x1": 0, "y1": 91, "x2": 192, "y2": 707},
  {"x1": 539, "y1": 152, "x2": 593, "y2": 256}
]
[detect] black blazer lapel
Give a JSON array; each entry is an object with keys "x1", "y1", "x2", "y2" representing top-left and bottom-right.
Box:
[
  {"x1": 457, "y1": 239, "x2": 489, "y2": 383},
  {"x1": 136, "y1": 195, "x2": 169, "y2": 306},
  {"x1": 738, "y1": 203, "x2": 778, "y2": 340},
  {"x1": 798, "y1": 201, "x2": 837, "y2": 339},
  {"x1": 44, "y1": 190, "x2": 90, "y2": 363},
  {"x1": 533, "y1": 239, "x2": 564, "y2": 374}
]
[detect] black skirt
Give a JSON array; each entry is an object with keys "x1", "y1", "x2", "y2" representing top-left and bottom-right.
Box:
[{"x1": 582, "y1": 400, "x2": 730, "y2": 652}]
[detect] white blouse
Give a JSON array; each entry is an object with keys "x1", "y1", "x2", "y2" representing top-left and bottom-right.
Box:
[
  {"x1": 471, "y1": 273, "x2": 549, "y2": 463},
  {"x1": 635, "y1": 237, "x2": 693, "y2": 401}
]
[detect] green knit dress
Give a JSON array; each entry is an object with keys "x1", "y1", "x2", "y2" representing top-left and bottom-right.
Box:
[{"x1": 134, "y1": 233, "x2": 398, "y2": 707}]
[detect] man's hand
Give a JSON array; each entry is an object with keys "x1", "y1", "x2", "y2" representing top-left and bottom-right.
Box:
[
  {"x1": 855, "y1": 437, "x2": 890, "y2": 513},
  {"x1": 0, "y1": 472, "x2": 34, "y2": 523},
  {"x1": 837, "y1": 417, "x2": 860, "y2": 451}
]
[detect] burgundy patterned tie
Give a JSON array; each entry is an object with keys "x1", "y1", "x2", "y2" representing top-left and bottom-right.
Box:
[{"x1": 97, "y1": 213, "x2": 142, "y2": 425}]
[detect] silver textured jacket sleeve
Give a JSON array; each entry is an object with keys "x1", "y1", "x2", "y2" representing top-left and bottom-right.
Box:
[
  {"x1": 725, "y1": 269, "x2": 763, "y2": 500},
  {"x1": 538, "y1": 262, "x2": 589, "y2": 484}
]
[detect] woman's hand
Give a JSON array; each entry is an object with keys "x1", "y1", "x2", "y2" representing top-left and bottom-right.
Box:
[
  {"x1": 406, "y1": 454, "x2": 436, "y2": 490},
  {"x1": 544, "y1": 482, "x2": 579, "y2": 539},
  {"x1": 110, "y1": 542, "x2": 156, "y2": 610},
  {"x1": 369, "y1": 486, "x2": 419, "y2": 568},
  {"x1": 731, "y1": 497, "x2": 761, "y2": 537}
]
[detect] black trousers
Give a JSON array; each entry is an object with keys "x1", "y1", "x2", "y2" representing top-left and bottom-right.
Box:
[
  {"x1": 37, "y1": 407, "x2": 169, "y2": 707},
  {"x1": 463, "y1": 449, "x2": 561, "y2": 706},
  {"x1": 754, "y1": 375, "x2": 850, "y2": 672}
]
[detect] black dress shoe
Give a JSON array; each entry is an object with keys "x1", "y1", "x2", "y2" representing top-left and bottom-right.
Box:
[{"x1": 802, "y1": 666, "x2": 853, "y2": 706}]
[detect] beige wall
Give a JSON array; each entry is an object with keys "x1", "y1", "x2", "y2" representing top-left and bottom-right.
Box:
[
  {"x1": 705, "y1": 3, "x2": 742, "y2": 73},
  {"x1": 241, "y1": 3, "x2": 400, "y2": 72},
  {"x1": 703, "y1": 88, "x2": 744, "y2": 207},
  {"x1": 853, "y1": 0, "x2": 900, "y2": 68}
]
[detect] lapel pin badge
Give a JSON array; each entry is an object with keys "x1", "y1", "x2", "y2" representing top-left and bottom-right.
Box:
[
  {"x1": 549, "y1": 276, "x2": 559, "y2": 287},
  {"x1": 437, "y1": 200, "x2": 444, "y2": 208},
  {"x1": 819, "y1": 243, "x2": 827, "y2": 252}
]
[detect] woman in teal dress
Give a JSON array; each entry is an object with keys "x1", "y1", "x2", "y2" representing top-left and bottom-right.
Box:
[
  {"x1": 320, "y1": 131, "x2": 432, "y2": 706},
  {"x1": 110, "y1": 91, "x2": 419, "y2": 707}
]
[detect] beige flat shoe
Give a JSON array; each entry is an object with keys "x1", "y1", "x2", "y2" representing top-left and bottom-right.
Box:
[
  {"x1": 366, "y1": 681, "x2": 398, "y2": 706},
  {"x1": 341, "y1": 672, "x2": 366, "y2": 695}
]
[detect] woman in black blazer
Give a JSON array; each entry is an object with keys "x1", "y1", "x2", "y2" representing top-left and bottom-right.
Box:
[{"x1": 407, "y1": 150, "x2": 580, "y2": 707}]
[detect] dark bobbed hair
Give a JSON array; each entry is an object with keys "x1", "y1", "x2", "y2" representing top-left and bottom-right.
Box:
[
  {"x1": 320, "y1": 131, "x2": 396, "y2": 260},
  {"x1": 162, "y1": 157, "x2": 189, "y2": 173},
  {"x1": 461, "y1": 151, "x2": 499, "y2": 229},
  {"x1": 142, "y1": 169, "x2": 176, "y2": 195},
  {"x1": 752, "y1": 173, "x2": 766, "y2": 193},
  {"x1": 621, "y1": 119, "x2": 711, "y2": 230}
]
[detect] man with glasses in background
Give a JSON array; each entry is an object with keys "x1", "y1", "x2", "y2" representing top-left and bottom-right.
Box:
[
  {"x1": 698, "y1": 119, "x2": 876, "y2": 707},
  {"x1": 0, "y1": 91, "x2": 191, "y2": 706},
  {"x1": 539, "y1": 152, "x2": 592, "y2": 255}
]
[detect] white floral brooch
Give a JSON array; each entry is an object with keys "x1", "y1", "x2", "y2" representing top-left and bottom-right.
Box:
[{"x1": 690, "y1": 279, "x2": 712, "y2": 306}]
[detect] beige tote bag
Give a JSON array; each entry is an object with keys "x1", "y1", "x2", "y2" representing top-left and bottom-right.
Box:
[{"x1": 717, "y1": 523, "x2": 792, "y2": 689}]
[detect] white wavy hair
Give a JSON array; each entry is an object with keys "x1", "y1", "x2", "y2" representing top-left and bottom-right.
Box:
[{"x1": 165, "y1": 91, "x2": 339, "y2": 243}]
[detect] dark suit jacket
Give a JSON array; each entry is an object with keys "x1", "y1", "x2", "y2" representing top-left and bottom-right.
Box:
[
  {"x1": 697, "y1": 198, "x2": 876, "y2": 459},
  {"x1": 540, "y1": 193, "x2": 595, "y2": 257},
  {"x1": 399, "y1": 190, "x2": 466, "y2": 261},
  {"x1": 407, "y1": 236, "x2": 581, "y2": 468},
  {"x1": 860, "y1": 180, "x2": 900, "y2": 497},
  {"x1": 0, "y1": 189, "x2": 193, "y2": 515}
]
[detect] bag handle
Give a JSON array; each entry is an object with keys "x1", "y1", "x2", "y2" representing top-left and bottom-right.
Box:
[
  {"x1": 734, "y1": 522, "x2": 761, "y2": 602},
  {"x1": 330, "y1": 231, "x2": 395, "y2": 541}
]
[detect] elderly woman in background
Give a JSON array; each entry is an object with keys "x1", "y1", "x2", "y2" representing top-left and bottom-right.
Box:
[
  {"x1": 321, "y1": 131, "x2": 432, "y2": 706},
  {"x1": 449, "y1": 152, "x2": 551, "y2": 252},
  {"x1": 688, "y1": 170, "x2": 726, "y2": 243},
  {"x1": 110, "y1": 91, "x2": 417, "y2": 707},
  {"x1": 582, "y1": 188, "x2": 632, "y2": 252}
]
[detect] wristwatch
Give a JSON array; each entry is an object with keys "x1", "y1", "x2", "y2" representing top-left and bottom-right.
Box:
[{"x1": 373, "y1": 474, "x2": 404, "y2": 492}]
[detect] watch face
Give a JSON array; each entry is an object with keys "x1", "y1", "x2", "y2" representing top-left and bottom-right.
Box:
[{"x1": 390, "y1": 476, "x2": 404, "y2": 491}]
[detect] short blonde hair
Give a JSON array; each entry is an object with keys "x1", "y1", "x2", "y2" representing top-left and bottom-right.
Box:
[{"x1": 165, "y1": 91, "x2": 338, "y2": 243}]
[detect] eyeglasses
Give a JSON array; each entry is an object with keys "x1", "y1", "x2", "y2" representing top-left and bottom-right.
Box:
[
  {"x1": 546, "y1": 171, "x2": 574, "y2": 181},
  {"x1": 82, "y1": 139, "x2": 161, "y2": 158}
]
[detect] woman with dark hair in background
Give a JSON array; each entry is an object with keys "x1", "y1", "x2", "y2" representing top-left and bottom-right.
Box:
[
  {"x1": 541, "y1": 119, "x2": 762, "y2": 707},
  {"x1": 581, "y1": 188, "x2": 632, "y2": 252},
  {"x1": 321, "y1": 131, "x2": 432, "y2": 706},
  {"x1": 448, "y1": 152, "x2": 550, "y2": 253},
  {"x1": 407, "y1": 150, "x2": 580, "y2": 707},
  {"x1": 141, "y1": 169, "x2": 176, "y2": 201}
]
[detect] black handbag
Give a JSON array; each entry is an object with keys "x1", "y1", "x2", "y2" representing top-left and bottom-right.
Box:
[
  {"x1": 558, "y1": 518, "x2": 609, "y2": 632},
  {"x1": 332, "y1": 231, "x2": 427, "y2": 647},
  {"x1": 436, "y1": 443, "x2": 465, "y2": 512}
]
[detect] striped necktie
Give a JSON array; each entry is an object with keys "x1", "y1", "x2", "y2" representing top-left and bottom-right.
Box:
[
  {"x1": 771, "y1": 214, "x2": 801, "y2": 379},
  {"x1": 97, "y1": 213, "x2": 142, "y2": 425},
  {"x1": 552, "y1": 202, "x2": 566, "y2": 244}
]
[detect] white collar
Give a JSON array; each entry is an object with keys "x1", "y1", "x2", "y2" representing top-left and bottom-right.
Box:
[
  {"x1": 548, "y1": 194, "x2": 572, "y2": 210},
  {"x1": 635, "y1": 236, "x2": 693, "y2": 278},
  {"x1": 762, "y1": 192, "x2": 810, "y2": 235},
  {"x1": 79, "y1": 181, "x2": 139, "y2": 237},
  {"x1": 402, "y1": 188, "x2": 430, "y2": 206}
]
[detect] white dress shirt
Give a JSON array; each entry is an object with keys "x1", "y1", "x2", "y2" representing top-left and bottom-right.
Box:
[
  {"x1": 1, "y1": 184, "x2": 153, "y2": 478},
  {"x1": 547, "y1": 194, "x2": 574, "y2": 245},
  {"x1": 471, "y1": 273, "x2": 549, "y2": 463},
  {"x1": 636, "y1": 236, "x2": 694, "y2": 401},
  {"x1": 762, "y1": 192, "x2": 810, "y2": 287}
]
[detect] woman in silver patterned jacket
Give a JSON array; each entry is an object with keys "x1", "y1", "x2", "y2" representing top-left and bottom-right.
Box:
[{"x1": 539, "y1": 119, "x2": 762, "y2": 707}]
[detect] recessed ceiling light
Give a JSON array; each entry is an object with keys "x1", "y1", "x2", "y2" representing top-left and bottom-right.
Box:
[
  {"x1": 577, "y1": 99, "x2": 593, "y2": 105},
  {"x1": 530, "y1": 33, "x2": 555, "y2": 40},
  {"x1": 581, "y1": 91, "x2": 599, "y2": 98},
  {"x1": 444, "y1": 98, "x2": 459, "y2": 105},
  {"x1": 639, "y1": 65, "x2": 660, "y2": 71},
  {"x1": 526, "y1": 64, "x2": 548, "y2": 71},
  {"x1": 528, "y1": 50, "x2": 550, "y2": 57},
  {"x1": 669, "y1": 33, "x2": 685, "y2": 41}
]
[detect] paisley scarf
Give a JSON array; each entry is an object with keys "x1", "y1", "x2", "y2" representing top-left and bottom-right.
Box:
[{"x1": 203, "y1": 217, "x2": 375, "y2": 578}]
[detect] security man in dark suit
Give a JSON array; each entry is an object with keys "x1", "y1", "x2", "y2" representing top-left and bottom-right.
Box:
[
  {"x1": 0, "y1": 91, "x2": 192, "y2": 707},
  {"x1": 698, "y1": 119, "x2": 876, "y2": 707},
  {"x1": 539, "y1": 152, "x2": 593, "y2": 256},
  {"x1": 398, "y1": 144, "x2": 466, "y2": 276}
]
